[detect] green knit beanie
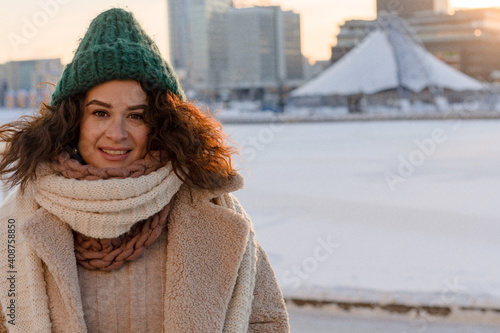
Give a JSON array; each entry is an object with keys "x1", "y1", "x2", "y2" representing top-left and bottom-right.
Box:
[{"x1": 51, "y1": 8, "x2": 185, "y2": 105}]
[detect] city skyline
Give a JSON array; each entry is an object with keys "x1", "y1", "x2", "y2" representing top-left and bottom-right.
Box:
[{"x1": 0, "y1": 0, "x2": 498, "y2": 65}]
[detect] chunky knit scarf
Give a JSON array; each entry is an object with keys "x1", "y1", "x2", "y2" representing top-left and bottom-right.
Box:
[
  {"x1": 33, "y1": 152, "x2": 184, "y2": 271},
  {"x1": 73, "y1": 203, "x2": 171, "y2": 271}
]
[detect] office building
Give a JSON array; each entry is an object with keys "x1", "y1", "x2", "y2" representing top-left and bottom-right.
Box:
[
  {"x1": 167, "y1": 0, "x2": 232, "y2": 97},
  {"x1": 0, "y1": 58, "x2": 63, "y2": 107},
  {"x1": 0, "y1": 64, "x2": 6, "y2": 107},
  {"x1": 376, "y1": 0, "x2": 449, "y2": 17},
  {"x1": 225, "y1": 6, "x2": 303, "y2": 99}
]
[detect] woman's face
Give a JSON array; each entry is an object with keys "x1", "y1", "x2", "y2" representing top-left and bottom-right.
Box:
[{"x1": 78, "y1": 80, "x2": 150, "y2": 168}]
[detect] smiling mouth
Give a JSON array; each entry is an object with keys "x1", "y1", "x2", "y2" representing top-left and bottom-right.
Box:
[{"x1": 100, "y1": 149, "x2": 130, "y2": 155}]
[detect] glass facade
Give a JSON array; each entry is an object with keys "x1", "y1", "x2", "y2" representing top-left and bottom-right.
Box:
[
  {"x1": 283, "y1": 10, "x2": 303, "y2": 81},
  {"x1": 168, "y1": 1, "x2": 303, "y2": 97},
  {"x1": 226, "y1": 6, "x2": 303, "y2": 90},
  {"x1": 167, "y1": 0, "x2": 232, "y2": 93},
  {"x1": 376, "y1": 0, "x2": 448, "y2": 18},
  {"x1": 0, "y1": 59, "x2": 63, "y2": 107}
]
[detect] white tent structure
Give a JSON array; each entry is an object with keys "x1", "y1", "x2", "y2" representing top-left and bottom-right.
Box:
[{"x1": 291, "y1": 26, "x2": 483, "y2": 99}]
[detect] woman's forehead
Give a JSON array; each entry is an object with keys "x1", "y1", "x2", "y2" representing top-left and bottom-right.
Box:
[{"x1": 85, "y1": 80, "x2": 147, "y2": 106}]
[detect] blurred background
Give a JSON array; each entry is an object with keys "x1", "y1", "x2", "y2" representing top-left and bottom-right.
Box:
[{"x1": 1, "y1": 0, "x2": 500, "y2": 331}]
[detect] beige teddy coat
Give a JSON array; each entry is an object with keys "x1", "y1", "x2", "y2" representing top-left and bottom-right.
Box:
[{"x1": 0, "y1": 174, "x2": 289, "y2": 332}]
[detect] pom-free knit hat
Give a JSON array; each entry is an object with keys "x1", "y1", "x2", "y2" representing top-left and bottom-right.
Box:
[{"x1": 51, "y1": 8, "x2": 185, "y2": 105}]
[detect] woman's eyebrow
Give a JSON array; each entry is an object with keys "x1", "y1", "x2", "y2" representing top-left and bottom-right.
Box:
[
  {"x1": 86, "y1": 100, "x2": 111, "y2": 108},
  {"x1": 85, "y1": 100, "x2": 147, "y2": 110},
  {"x1": 127, "y1": 104, "x2": 148, "y2": 111}
]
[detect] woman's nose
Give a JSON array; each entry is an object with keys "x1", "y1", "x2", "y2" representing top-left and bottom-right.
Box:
[{"x1": 105, "y1": 117, "x2": 128, "y2": 142}]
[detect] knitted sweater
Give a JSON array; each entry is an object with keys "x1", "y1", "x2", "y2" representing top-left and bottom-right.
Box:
[
  {"x1": 0, "y1": 167, "x2": 289, "y2": 332},
  {"x1": 54, "y1": 229, "x2": 169, "y2": 332}
]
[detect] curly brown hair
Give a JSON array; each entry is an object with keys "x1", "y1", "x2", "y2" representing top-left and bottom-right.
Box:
[{"x1": 0, "y1": 90, "x2": 237, "y2": 191}]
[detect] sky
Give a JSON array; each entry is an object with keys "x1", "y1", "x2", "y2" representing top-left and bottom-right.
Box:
[{"x1": 0, "y1": 0, "x2": 499, "y2": 65}]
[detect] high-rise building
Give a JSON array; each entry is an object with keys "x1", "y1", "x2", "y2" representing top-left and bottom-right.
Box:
[
  {"x1": 167, "y1": 1, "x2": 303, "y2": 101},
  {"x1": 0, "y1": 64, "x2": 6, "y2": 107},
  {"x1": 282, "y1": 9, "x2": 303, "y2": 82},
  {"x1": 167, "y1": 0, "x2": 232, "y2": 97},
  {"x1": 225, "y1": 6, "x2": 303, "y2": 98},
  {"x1": 377, "y1": 0, "x2": 449, "y2": 17}
]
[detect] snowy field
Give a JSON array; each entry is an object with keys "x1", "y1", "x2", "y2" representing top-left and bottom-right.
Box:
[
  {"x1": 223, "y1": 118, "x2": 500, "y2": 327},
  {"x1": 1, "y1": 108, "x2": 500, "y2": 328}
]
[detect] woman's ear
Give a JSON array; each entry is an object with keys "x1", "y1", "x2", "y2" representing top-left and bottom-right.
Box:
[{"x1": 64, "y1": 144, "x2": 85, "y2": 164}]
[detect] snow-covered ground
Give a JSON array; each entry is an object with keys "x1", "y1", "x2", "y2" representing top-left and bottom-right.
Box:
[
  {"x1": 224, "y1": 119, "x2": 500, "y2": 325},
  {"x1": 1, "y1": 107, "x2": 499, "y2": 327}
]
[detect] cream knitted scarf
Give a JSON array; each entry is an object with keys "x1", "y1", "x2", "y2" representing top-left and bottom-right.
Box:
[
  {"x1": 32, "y1": 153, "x2": 183, "y2": 240},
  {"x1": 42, "y1": 153, "x2": 175, "y2": 271}
]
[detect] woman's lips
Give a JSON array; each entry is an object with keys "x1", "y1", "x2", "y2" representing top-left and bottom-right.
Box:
[
  {"x1": 101, "y1": 149, "x2": 128, "y2": 155},
  {"x1": 98, "y1": 148, "x2": 131, "y2": 161}
]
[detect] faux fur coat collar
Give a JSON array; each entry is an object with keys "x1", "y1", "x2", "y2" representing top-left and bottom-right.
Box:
[{"x1": 0, "y1": 174, "x2": 289, "y2": 332}]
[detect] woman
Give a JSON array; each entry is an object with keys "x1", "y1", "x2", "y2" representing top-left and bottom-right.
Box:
[{"x1": 0, "y1": 8, "x2": 289, "y2": 333}]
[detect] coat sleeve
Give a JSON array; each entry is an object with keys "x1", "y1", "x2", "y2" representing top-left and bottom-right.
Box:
[
  {"x1": 247, "y1": 243, "x2": 290, "y2": 333},
  {"x1": 221, "y1": 194, "x2": 290, "y2": 333}
]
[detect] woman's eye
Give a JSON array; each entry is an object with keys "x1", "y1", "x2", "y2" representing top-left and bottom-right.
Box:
[
  {"x1": 129, "y1": 113, "x2": 144, "y2": 120},
  {"x1": 93, "y1": 110, "x2": 108, "y2": 117}
]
